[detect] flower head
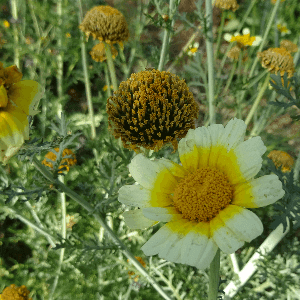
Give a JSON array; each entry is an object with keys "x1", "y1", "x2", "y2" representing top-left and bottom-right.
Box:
[
  {"x1": 0, "y1": 62, "x2": 43, "y2": 165},
  {"x1": 3, "y1": 20, "x2": 10, "y2": 28},
  {"x1": 118, "y1": 118, "x2": 285, "y2": 270},
  {"x1": 214, "y1": 0, "x2": 239, "y2": 11},
  {"x1": 267, "y1": 150, "x2": 294, "y2": 173},
  {"x1": 42, "y1": 148, "x2": 77, "y2": 173},
  {"x1": 226, "y1": 45, "x2": 248, "y2": 62},
  {"x1": 0, "y1": 284, "x2": 32, "y2": 300},
  {"x1": 257, "y1": 47, "x2": 295, "y2": 78},
  {"x1": 90, "y1": 41, "x2": 118, "y2": 62},
  {"x1": 280, "y1": 40, "x2": 298, "y2": 53},
  {"x1": 79, "y1": 5, "x2": 129, "y2": 46},
  {"x1": 106, "y1": 69, "x2": 199, "y2": 153},
  {"x1": 224, "y1": 28, "x2": 262, "y2": 49},
  {"x1": 277, "y1": 22, "x2": 291, "y2": 36},
  {"x1": 187, "y1": 42, "x2": 199, "y2": 57}
]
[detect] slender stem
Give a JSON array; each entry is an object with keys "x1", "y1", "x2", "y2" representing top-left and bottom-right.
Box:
[
  {"x1": 214, "y1": 11, "x2": 225, "y2": 61},
  {"x1": 208, "y1": 248, "x2": 220, "y2": 300},
  {"x1": 104, "y1": 42, "x2": 118, "y2": 91},
  {"x1": 32, "y1": 156, "x2": 172, "y2": 300},
  {"x1": 77, "y1": 0, "x2": 99, "y2": 165},
  {"x1": 56, "y1": 0, "x2": 63, "y2": 118},
  {"x1": 49, "y1": 175, "x2": 66, "y2": 300},
  {"x1": 244, "y1": 73, "x2": 270, "y2": 126},
  {"x1": 104, "y1": 63, "x2": 112, "y2": 98},
  {"x1": 205, "y1": 0, "x2": 215, "y2": 125},
  {"x1": 157, "y1": 0, "x2": 175, "y2": 71},
  {"x1": 249, "y1": 0, "x2": 281, "y2": 78},
  {"x1": 10, "y1": 0, "x2": 20, "y2": 68},
  {"x1": 3, "y1": 205, "x2": 57, "y2": 246}
]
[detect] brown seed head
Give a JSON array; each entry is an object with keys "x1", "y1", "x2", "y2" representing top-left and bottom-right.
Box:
[
  {"x1": 89, "y1": 41, "x2": 118, "y2": 62},
  {"x1": 0, "y1": 284, "x2": 32, "y2": 300},
  {"x1": 280, "y1": 40, "x2": 298, "y2": 53},
  {"x1": 257, "y1": 47, "x2": 295, "y2": 78},
  {"x1": 79, "y1": 5, "x2": 129, "y2": 45},
  {"x1": 214, "y1": 0, "x2": 239, "y2": 12},
  {"x1": 267, "y1": 150, "x2": 294, "y2": 173},
  {"x1": 106, "y1": 69, "x2": 199, "y2": 153}
]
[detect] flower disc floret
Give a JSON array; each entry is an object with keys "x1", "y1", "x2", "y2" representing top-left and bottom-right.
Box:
[
  {"x1": 173, "y1": 167, "x2": 234, "y2": 222},
  {"x1": 79, "y1": 5, "x2": 129, "y2": 45},
  {"x1": 106, "y1": 69, "x2": 199, "y2": 152},
  {"x1": 257, "y1": 47, "x2": 295, "y2": 78},
  {"x1": 0, "y1": 284, "x2": 32, "y2": 300}
]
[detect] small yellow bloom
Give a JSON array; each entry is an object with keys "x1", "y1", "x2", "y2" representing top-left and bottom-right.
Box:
[
  {"x1": 277, "y1": 22, "x2": 291, "y2": 36},
  {"x1": 102, "y1": 85, "x2": 114, "y2": 91},
  {"x1": 66, "y1": 214, "x2": 77, "y2": 229},
  {"x1": 268, "y1": 150, "x2": 294, "y2": 173},
  {"x1": 42, "y1": 148, "x2": 77, "y2": 173},
  {"x1": 0, "y1": 284, "x2": 32, "y2": 300},
  {"x1": 3, "y1": 20, "x2": 10, "y2": 28},
  {"x1": 224, "y1": 28, "x2": 262, "y2": 49},
  {"x1": 187, "y1": 42, "x2": 199, "y2": 57},
  {"x1": 65, "y1": 32, "x2": 71, "y2": 38}
]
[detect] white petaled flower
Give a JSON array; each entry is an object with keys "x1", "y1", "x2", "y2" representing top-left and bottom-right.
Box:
[
  {"x1": 224, "y1": 28, "x2": 262, "y2": 47},
  {"x1": 187, "y1": 42, "x2": 199, "y2": 57},
  {"x1": 118, "y1": 118, "x2": 285, "y2": 270}
]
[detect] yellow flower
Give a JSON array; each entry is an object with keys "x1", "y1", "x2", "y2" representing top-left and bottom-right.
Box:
[
  {"x1": 3, "y1": 20, "x2": 10, "y2": 28},
  {"x1": 42, "y1": 148, "x2": 77, "y2": 173},
  {"x1": 106, "y1": 69, "x2": 199, "y2": 153},
  {"x1": 0, "y1": 284, "x2": 32, "y2": 300},
  {"x1": 65, "y1": 32, "x2": 71, "y2": 38},
  {"x1": 214, "y1": 0, "x2": 239, "y2": 12},
  {"x1": 277, "y1": 22, "x2": 291, "y2": 36},
  {"x1": 118, "y1": 118, "x2": 285, "y2": 270},
  {"x1": 79, "y1": 5, "x2": 129, "y2": 46},
  {"x1": 89, "y1": 41, "x2": 118, "y2": 62},
  {"x1": 224, "y1": 28, "x2": 262, "y2": 49},
  {"x1": 267, "y1": 150, "x2": 294, "y2": 173},
  {"x1": 187, "y1": 42, "x2": 199, "y2": 57},
  {"x1": 0, "y1": 63, "x2": 43, "y2": 165},
  {"x1": 66, "y1": 214, "x2": 77, "y2": 229},
  {"x1": 280, "y1": 40, "x2": 298, "y2": 53},
  {"x1": 257, "y1": 47, "x2": 295, "y2": 78}
]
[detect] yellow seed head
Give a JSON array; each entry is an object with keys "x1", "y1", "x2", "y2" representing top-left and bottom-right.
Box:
[{"x1": 0, "y1": 284, "x2": 32, "y2": 300}]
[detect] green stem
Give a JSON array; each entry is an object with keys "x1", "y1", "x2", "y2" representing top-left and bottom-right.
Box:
[
  {"x1": 32, "y1": 156, "x2": 172, "y2": 300},
  {"x1": 214, "y1": 11, "x2": 225, "y2": 61},
  {"x1": 49, "y1": 175, "x2": 66, "y2": 300},
  {"x1": 205, "y1": 0, "x2": 215, "y2": 125},
  {"x1": 208, "y1": 248, "x2": 220, "y2": 300},
  {"x1": 157, "y1": 0, "x2": 175, "y2": 71},
  {"x1": 244, "y1": 73, "x2": 270, "y2": 126},
  {"x1": 104, "y1": 42, "x2": 118, "y2": 91},
  {"x1": 56, "y1": 0, "x2": 63, "y2": 118},
  {"x1": 11, "y1": 0, "x2": 20, "y2": 68}
]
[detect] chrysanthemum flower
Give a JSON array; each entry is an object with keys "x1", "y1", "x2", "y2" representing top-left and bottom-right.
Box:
[
  {"x1": 257, "y1": 47, "x2": 295, "y2": 78},
  {"x1": 277, "y1": 22, "x2": 291, "y2": 36},
  {"x1": 118, "y1": 118, "x2": 285, "y2": 270},
  {"x1": 224, "y1": 28, "x2": 262, "y2": 49},
  {"x1": 280, "y1": 40, "x2": 298, "y2": 53},
  {"x1": 79, "y1": 5, "x2": 129, "y2": 47},
  {"x1": 0, "y1": 284, "x2": 32, "y2": 300},
  {"x1": 3, "y1": 20, "x2": 10, "y2": 28},
  {"x1": 214, "y1": 0, "x2": 239, "y2": 12},
  {"x1": 0, "y1": 62, "x2": 42, "y2": 165},
  {"x1": 187, "y1": 42, "x2": 199, "y2": 57},
  {"x1": 90, "y1": 41, "x2": 118, "y2": 62},
  {"x1": 106, "y1": 69, "x2": 199, "y2": 153},
  {"x1": 42, "y1": 148, "x2": 77, "y2": 173},
  {"x1": 267, "y1": 150, "x2": 294, "y2": 173}
]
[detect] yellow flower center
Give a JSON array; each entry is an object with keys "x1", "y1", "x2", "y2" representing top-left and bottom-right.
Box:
[{"x1": 173, "y1": 167, "x2": 234, "y2": 223}]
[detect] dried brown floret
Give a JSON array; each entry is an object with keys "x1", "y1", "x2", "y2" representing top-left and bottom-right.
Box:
[
  {"x1": 214, "y1": 0, "x2": 239, "y2": 12},
  {"x1": 89, "y1": 41, "x2": 118, "y2": 62},
  {"x1": 267, "y1": 150, "x2": 294, "y2": 173},
  {"x1": 79, "y1": 5, "x2": 129, "y2": 45},
  {"x1": 280, "y1": 40, "x2": 298, "y2": 53},
  {"x1": 106, "y1": 69, "x2": 199, "y2": 153}
]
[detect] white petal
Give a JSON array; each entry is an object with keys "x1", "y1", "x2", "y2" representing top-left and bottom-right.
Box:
[
  {"x1": 128, "y1": 153, "x2": 178, "y2": 193},
  {"x1": 224, "y1": 33, "x2": 232, "y2": 42},
  {"x1": 123, "y1": 209, "x2": 157, "y2": 229},
  {"x1": 233, "y1": 174, "x2": 285, "y2": 208},
  {"x1": 118, "y1": 184, "x2": 152, "y2": 208},
  {"x1": 219, "y1": 118, "x2": 246, "y2": 152},
  {"x1": 207, "y1": 124, "x2": 224, "y2": 146},
  {"x1": 252, "y1": 36, "x2": 262, "y2": 46},
  {"x1": 210, "y1": 214, "x2": 244, "y2": 254},
  {"x1": 242, "y1": 28, "x2": 250, "y2": 35},
  {"x1": 195, "y1": 239, "x2": 218, "y2": 270},
  {"x1": 142, "y1": 207, "x2": 183, "y2": 222},
  {"x1": 218, "y1": 205, "x2": 264, "y2": 243}
]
